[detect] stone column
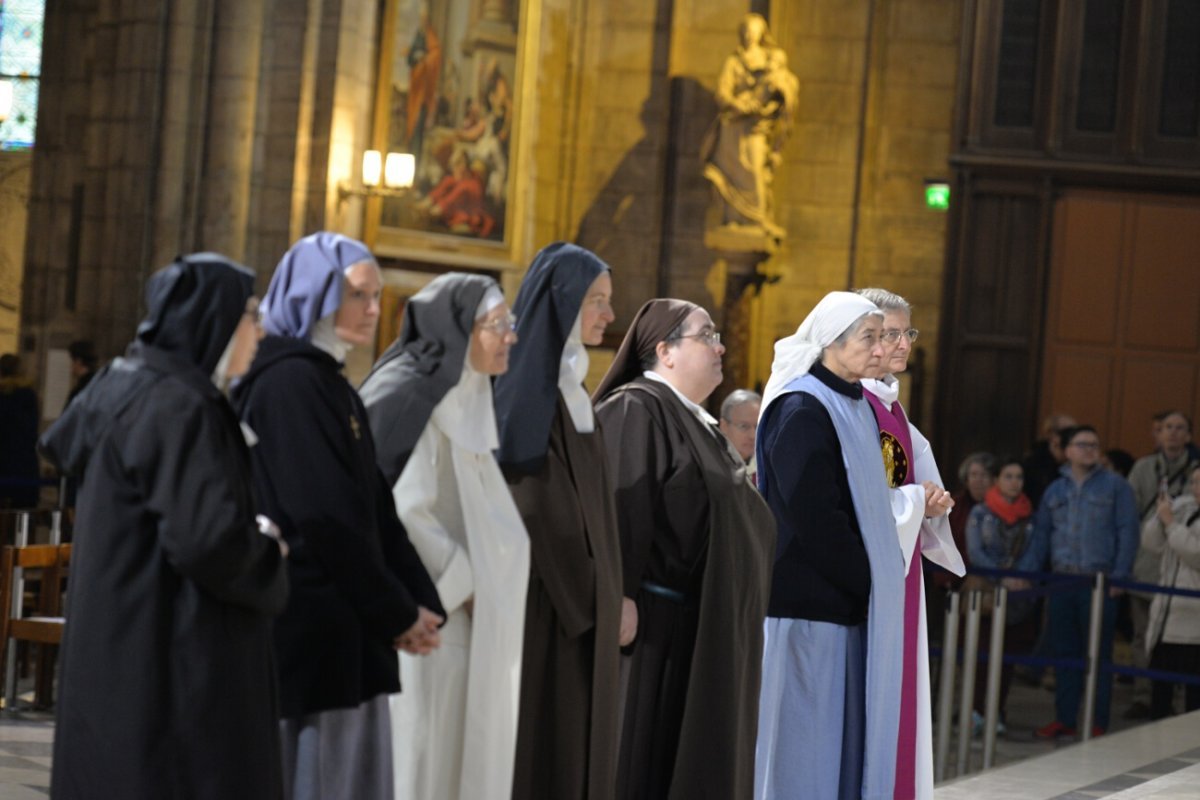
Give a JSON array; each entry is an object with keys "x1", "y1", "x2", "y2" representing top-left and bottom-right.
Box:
[
  {"x1": 199, "y1": 0, "x2": 266, "y2": 258},
  {"x1": 714, "y1": 250, "x2": 771, "y2": 402}
]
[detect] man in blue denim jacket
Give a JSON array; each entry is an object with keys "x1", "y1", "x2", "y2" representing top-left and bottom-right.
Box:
[{"x1": 1023, "y1": 425, "x2": 1138, "y2": 739}]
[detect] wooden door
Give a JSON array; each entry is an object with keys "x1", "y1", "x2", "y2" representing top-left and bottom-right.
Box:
[{"x1": 1040, "y1": 190, "x2": 1200, "y2": 458}]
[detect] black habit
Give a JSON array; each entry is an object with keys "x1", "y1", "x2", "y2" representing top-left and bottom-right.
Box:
[
  {"x1": 758, "y1": 360, "x2": 872, "y2": 624},
  {"x1": 494, "y1": 243, "x2": 623, "y2": 800},
  {"x1": 233, "y1": 335, "x2": 443, "y2": 718},
  {"x1": 596, "y1": 376, "x2": 776, "y2": 800},
  {"x1": 39, "y1": 256, "x2": 289, "y2": 800}
]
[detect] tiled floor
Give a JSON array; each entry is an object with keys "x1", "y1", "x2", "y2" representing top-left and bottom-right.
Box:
[
  {"x1": 0, "y1": 712, "x2": 52, "y2": 798},
  {"x1": 935, "y1": 711, "x2": 1200, "y2": 799},
  {"x1": 0, "y1": 676, "x2": 1193, "y2": 798}
]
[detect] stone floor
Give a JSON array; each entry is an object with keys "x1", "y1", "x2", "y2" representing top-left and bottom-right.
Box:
[
  {"x1": 0, "y1": 709, "x2": 52, "y2": 798},
  {"x1": 0, "y1": 665, "x2": 1187, "y2": 797},
  {"x1": 936, "y1": 711, "x2": 1200, "y2": 799}
]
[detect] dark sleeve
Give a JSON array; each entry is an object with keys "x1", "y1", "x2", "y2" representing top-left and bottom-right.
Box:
[
  {"x1": 762, "y1": 393, "x2": 869, "y2": 595},
  {"x1": 597, "y1": 391, "x2": 670, "y2": 597},
  {"x1": 242, "y1": 364, "x2": 420, "y2": 640},
  {"x1": 507, "y1": 416, "x2": 597, "y2": 639},
  {"x1": 373, "y1": 467, "x2": 445, "y2": 619},
  {"x1": 1112, "y1": 478, "x2": 1140, "y2": 579},
  {"x1": 127, "y1": 388, "x2": 288, "y2": 616},
  {"x1": 1023, "y1": 490, "x2": 1053, "y2": 573}
]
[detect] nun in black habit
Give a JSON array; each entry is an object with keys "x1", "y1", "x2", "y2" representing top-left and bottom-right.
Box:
[
  {"x1": 360, "y1": 272, "x2": 529, "y2": 800},
  {"x1": 232, "y1": 232, "x2": 444, "y2": 800},
  {"x1": 39, "y1": 254, "x2": 288, "y2": 800},
  {"x1": 492, "y1": 243, "x2": 624, "y2": 800},
  {"x1": 593, "y1": 299, "x2": 776, "y2": 800}
]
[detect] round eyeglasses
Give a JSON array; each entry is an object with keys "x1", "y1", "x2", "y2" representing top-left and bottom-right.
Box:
[
  {"x1": 477, "y1": 313, "x2": 518, "y2": 335},
  {"x1": 678, "y1": 330, "x2": 722, "y2": 347},
  {"x1": 881, "y1": 328, "x2": 919, "y2": 344}
]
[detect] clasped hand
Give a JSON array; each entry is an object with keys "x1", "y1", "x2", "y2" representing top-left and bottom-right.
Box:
[
  {"x1": 922, "y1": 481, "x2": 954, "y2": 518},
  {"x1": 1157, "y1": 494, "x2": 1175, "y2": 526},
  {"x1": 395, "y1": 605, "x2": 443, "y2": 656}
]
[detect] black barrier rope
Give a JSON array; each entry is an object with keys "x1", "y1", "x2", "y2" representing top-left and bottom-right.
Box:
[
  {"x1": 0, "y1": 478, "x2": 61, "y2": 488},
  {"x1": 930, "y1": 646, "x2": 1200, "y2": 687},
  {"x1": 935, "y1": 566, "x2": 1200, "y2": 688},
  {"x1": 961, "y1": 566, "x2": 1200, "y2": 601}
]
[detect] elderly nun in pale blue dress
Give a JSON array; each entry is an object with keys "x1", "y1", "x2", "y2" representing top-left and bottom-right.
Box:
[{"x1": 754, "y1": 292, "x2": 905, "y2": 800}]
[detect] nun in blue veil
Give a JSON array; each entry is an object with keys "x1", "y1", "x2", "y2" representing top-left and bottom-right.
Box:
[
  {"x1": 232, "y1": 232, "x2": 445, "y2": 800},
  {"x1": 493, "y1": 243, "x2": 624, "y2": 800},
  {"x1": 359, "y1": 272, "x2": 530, "y2": 800}
]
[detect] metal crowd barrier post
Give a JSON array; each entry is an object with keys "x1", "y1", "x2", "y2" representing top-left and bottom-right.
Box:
[
  {"x1": 982, "y1": 586, "x2": 1007, "y2": 769},
  {"x1": 934, "y1": 590, "x2": 960, "y2": 782},
  {"x1": 4, "y1": 512, "x2": 31, "y2": 711},
  {"x1": 956, "y1": 590, "x2": 982, "y2": 777},
  {"x1": 1081, "y1": 572, "x2": 1105, "y2": 741}
]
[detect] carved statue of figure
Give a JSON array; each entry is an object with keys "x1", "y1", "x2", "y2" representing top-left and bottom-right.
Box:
[{"x1": 702, "y1": 13, "x2": 799, "y2": 251}]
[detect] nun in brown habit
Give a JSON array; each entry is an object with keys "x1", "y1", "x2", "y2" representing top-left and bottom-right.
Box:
[
  {"x1": 493, "y1": 243, "x2": 624, "y2": 800},
  {"x1": 593, "y1": 298, "x2": 776, "y2": 800}
]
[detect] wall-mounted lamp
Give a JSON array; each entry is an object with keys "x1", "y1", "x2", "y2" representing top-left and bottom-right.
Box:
[
  {"x1": 339, "y1": 150, "x2": 415, "y2": 206},
  {"x1": 0, "y1": 80, "x2": 14, "y2": 123}
]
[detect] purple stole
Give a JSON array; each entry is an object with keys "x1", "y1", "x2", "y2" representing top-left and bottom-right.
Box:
[{"x1": 864, "y1": 390, "x2": 919, "y2": 800}]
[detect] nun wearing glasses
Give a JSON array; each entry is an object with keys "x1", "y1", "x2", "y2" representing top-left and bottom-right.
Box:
[
  {"x1": 593, "y1": 299, "x2": 775, "y2": 800},
  {"x1": 493, "y1": 243, "x2": 624, "y2": 800},
  {"x1": 359, "y1": 272, "x2": 530, "y2": 800}
]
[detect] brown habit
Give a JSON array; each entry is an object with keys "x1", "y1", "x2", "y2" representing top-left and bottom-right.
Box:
[
  {"x1": 596, "y1": 377, "x2": 776, "y2": 800},
  {"x1": 507, "y1": 397, "x2": 624, "y2": 799}
]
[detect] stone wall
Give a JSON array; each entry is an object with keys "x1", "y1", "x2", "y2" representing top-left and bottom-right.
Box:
[
  {"x1": 14, "y1": 0, "x2": 961, "y2": 412},
  {"x1": 17, "y1": 0, "x2": 378, "y2": 385},
  {"x1": 0, "y1": 152, "x2": 30, "y2": 354},
  {"x1": 527, "y1": 0, "x2": 959, "y2": 420}
]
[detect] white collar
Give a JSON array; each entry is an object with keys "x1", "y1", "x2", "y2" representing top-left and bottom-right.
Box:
[
  {"x1": 559, "y1": 315, "x2": 595, "y2": 433},
  {"x1": 643, "y1": 370, "x2": 718, "y2": 426},
  {"x1": 431, "y1": 360, "x2": 499, "y2": 454},
  {"x1": 310, "y1": 314, "x2": 352, "y2": 363},
  {"x1": 861, "y1": 374, "x2": 900, "y2": 410}
]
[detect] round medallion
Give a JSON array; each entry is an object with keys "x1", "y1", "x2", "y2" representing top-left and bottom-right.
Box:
[{"x1": 880, "y1": 430, "x2": 910, "y2": 489}]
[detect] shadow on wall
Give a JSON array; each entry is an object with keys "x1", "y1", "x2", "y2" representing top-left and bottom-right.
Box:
[{"x1": 573, "y1": 0, "x2": 719, "y2": 338}]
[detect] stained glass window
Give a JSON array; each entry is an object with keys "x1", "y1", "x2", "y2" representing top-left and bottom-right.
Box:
[{"x1": 0, "y1": 0, "x2": 44, "y2": 150}]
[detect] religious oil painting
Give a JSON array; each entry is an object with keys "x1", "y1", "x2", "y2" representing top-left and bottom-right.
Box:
[{"x1": 375, "y1": 0, "x2": 520, "y2": 248}]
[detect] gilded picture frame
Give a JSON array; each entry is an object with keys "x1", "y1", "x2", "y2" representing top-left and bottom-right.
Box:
[{"x1": 366, "y1": 0, "x2": 526, "y2": 263}]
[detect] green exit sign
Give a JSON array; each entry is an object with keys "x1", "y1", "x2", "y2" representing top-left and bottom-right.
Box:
[{"x1": 925, "y1": 182, "x2": 950, "y2": 211}]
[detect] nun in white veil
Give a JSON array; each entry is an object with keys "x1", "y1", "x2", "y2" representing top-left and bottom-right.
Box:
[
  {"x1": 755, "y1": 292, "x2": 906, "y2": 800},
  {"x1": 359, "y1": 273, "x2": 530, "y2": 800}
]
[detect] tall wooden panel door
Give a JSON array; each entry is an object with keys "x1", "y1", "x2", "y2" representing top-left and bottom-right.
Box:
[{"x1": 1040, "y1": 190, "x2": 1200, "y2": 458}]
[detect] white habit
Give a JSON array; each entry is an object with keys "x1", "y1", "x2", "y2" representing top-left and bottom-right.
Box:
[{"x1": 390, "y1": 364, "x2": 530, "y2": 800}]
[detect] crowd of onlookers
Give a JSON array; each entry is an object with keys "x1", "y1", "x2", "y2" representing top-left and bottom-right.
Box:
[{"x1": 920, "y1": 411, "x2": 1200, "y2": 739}]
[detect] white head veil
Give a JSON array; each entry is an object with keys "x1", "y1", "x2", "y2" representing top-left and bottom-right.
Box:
[{"x1": 760, "y1": 291, "x2": 881, "y2": 418}]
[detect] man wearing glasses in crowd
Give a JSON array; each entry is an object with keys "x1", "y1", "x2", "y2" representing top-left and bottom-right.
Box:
[
  {"x1": 1023, "y1": 425, "x2": 1139, "y2": 740},
  {"x1": 719, "y1": 389, "x2": 761, "y2": 477}
]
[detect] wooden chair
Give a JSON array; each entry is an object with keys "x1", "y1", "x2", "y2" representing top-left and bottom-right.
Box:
[{"x1": 0, "y1": 543, "x2": 71, "y2": 710}]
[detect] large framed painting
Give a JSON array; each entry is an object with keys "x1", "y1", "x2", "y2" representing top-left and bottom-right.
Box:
[{"x1": 368, "y1": 0, "x2": 525, "y2": 259}]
